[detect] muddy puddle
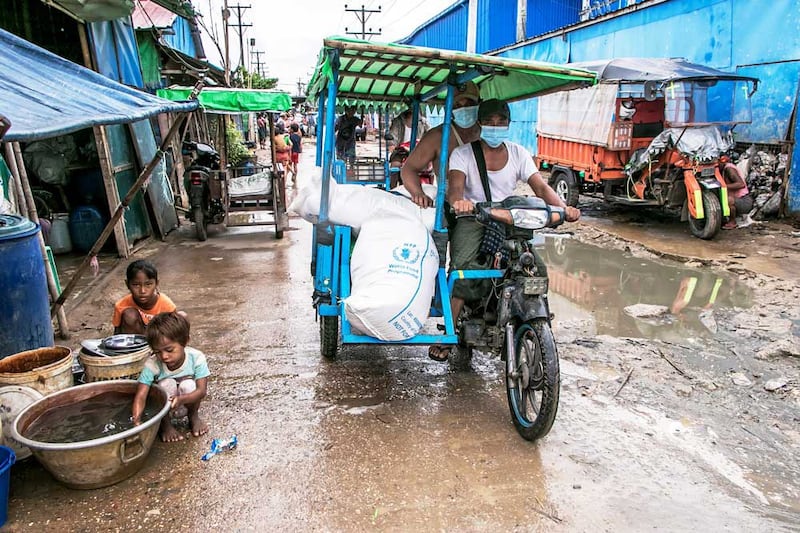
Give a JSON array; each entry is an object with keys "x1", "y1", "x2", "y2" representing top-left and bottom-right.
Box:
[{"x1": 538, "y1": 235, "x2": 753, "y2": 341}]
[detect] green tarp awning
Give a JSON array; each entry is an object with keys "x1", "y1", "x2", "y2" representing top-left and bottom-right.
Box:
[
  {"x1": 307, "y1": 36, "x2": 597, "y2": 106},
  {"x1": 157, "y1": 87, "x2": 293, "y2": 113}
]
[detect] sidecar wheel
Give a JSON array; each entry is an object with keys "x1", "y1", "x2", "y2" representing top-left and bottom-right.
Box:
[
  {"x1": 505, "y1": 319, "x2": 560, "y2": 441},
  {"x1": 320, "y1": 315, "x2": 339, "y2": 359}
]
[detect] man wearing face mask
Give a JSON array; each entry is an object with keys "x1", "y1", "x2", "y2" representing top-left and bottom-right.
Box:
[
  {"x1": 400, "y1": 82, "x2": 482, "y2": 207},
  {"x1": 427, "y1": 99, "x2": 581, "y2": 362}
]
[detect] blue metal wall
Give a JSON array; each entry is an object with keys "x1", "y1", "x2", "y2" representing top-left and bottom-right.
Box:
[
  {"x1": 398, "y1": 0, "x2": 469, "y2": 51},
  {"x1": 476, "y1": 0, "x2": 517, "y2": 52},
  {"x1": 527, "y1": 0, "x2": 581, "y2": 38}
]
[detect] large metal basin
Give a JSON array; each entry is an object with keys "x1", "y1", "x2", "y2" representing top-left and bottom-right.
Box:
[{"x1": 9, "y1": 380, "x2": 169, "y2": 489}]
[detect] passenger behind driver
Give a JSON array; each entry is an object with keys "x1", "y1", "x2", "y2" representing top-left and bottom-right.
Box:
[
  {"x1": 427, "y1": 99, "x2": 581, "y2": 362},
  {"x1": 400, "y1": 81, "x2": 482, "y2": 207}
]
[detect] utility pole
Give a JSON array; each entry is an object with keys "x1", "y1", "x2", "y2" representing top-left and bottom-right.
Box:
[
  {"x1": 296, "y1": 77, "x2": 306, "y2": 97},
  {"x1": 222, "y1": 0, "x2": 231, "y2": 85},
  {"x1": 251, "y1": 50, "x2": 265, "y2": 77},
  {"x1": 227, "y1": 4, "x2": 252, "y2": 70},
  {"x1": 344, "y1": 4, "x2": 382, "y2": 40}
]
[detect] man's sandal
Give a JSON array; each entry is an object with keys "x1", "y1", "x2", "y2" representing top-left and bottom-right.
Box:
[{"x1": 428, "y1": 345, "x2": 451, "y2": 362}]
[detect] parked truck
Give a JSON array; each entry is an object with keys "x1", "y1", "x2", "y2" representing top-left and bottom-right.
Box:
[{"x1": 536, "y1": 58, "x2": 758, "y2": 239}]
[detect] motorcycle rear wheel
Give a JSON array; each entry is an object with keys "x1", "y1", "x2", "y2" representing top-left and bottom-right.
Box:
[
  {"x1": 193, "y1": 207, "x2": 207, "y2": 241},
  {"x1": 505, "y1": 319, "x2": 560, "y2": 441}
]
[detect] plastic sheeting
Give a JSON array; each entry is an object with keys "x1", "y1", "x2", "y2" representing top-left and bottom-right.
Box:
[
  {"x1": 537, "y1": 84, "x2": 618, "y2": 145},
  {"x1": 157, "y1": 87, "x2": 292, "y2": 113},
  {"x1": 0, "y1": 28, "x2": 197, "y2": 142},
  {"x1": 88, "y1": 18, "x2": 144, "y2": 87},
  {"x1": 628, "y1": 126, "x2": 734, "y2": 173}
]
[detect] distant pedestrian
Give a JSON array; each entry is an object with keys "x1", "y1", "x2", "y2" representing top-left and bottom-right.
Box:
[
  {"x1": 335, "y1": 106, "x2": 362, "y2": 167},
  {"x1": 257, "y1": 114, "x2": 267, "y2": 149},
  {"x1": 288, "y1": 123, "x2": 302, "y2": 185}
]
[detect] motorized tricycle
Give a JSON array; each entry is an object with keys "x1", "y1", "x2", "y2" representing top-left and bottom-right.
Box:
[
  {"x1": 535, "y1": 58, "x2": 759, "y2": 239},
  {"x1": 159, "y1": 87, "x2": 294, "y2": 240},
  {"x1": 306, "y1": 37, "x2": 595, "y2": 440}
]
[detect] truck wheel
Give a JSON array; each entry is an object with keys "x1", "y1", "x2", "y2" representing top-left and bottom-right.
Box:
[
  {"x1": 688, "y1": 190, "x2": 722, "y2": 240},
  {"x1": 552, "y1": 171, "x2": 579, "y2": 207}
]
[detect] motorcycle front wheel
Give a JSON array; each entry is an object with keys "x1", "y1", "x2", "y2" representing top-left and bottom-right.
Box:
[
  {"x1": 193, "y1": 207, "x2": 207, "y2": 241},
  {"x1": 505, "y1": 319, "x2": 560, "y2": 441}
]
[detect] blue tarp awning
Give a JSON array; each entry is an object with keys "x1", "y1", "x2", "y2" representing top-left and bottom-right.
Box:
[{"x1": 0, "y1": 28, "x2": 198, "y2": 142}]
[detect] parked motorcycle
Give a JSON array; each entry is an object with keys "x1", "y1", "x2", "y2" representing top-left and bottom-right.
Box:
[
  {"x1": 452, "y1": 196, "x2": 566, "y2": 441},
  {"x1": 182, "y1": 141, "x2": 223, "y2": 241}
]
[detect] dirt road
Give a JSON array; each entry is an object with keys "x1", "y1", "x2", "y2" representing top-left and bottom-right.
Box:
[{"x1": 6, "y1": 142, "x2": 799, "y2": 531}]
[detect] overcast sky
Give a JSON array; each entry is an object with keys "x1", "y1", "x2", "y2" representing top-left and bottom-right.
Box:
[{"x1": 192, "y1": 0, "x2": 459, "y2": 95}]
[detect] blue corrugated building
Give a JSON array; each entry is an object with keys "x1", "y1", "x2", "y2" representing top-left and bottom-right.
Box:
[{"x1": 398, "y1": 0, "x2": 800, "y2": 214}]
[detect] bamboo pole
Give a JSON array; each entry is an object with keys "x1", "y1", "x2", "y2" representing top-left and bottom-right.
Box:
[
  {"x1": 4, "y1": 143, "x2": 28, "y2": 216},
  {"x1": 93, "y1": 125, "x2": 130, "y2": 256},
  {"x1": 8, "y1": 143, "x2": 70, "y2": 339},
  {"x1": 52, "y1": 112, "x2": 190, "y2": 317}
]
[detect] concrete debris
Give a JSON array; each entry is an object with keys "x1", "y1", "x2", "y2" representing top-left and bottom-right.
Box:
[
  {"x1": 623, "y1": 304, "x2": 669, "y2": 319},
  {"x1": 764, "y1": 378, "x2": 788, "y2": 392}
]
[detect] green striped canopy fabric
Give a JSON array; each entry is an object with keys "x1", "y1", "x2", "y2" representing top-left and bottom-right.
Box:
[
  {"x1": 307, "y1": 36, "x2": 596, "y2": 107},
  {"x1": 157, "y1": 87, "x2": 293, "y2": 113}
]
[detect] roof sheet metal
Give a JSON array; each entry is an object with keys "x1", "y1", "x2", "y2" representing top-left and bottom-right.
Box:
[
  {"x1": 397, "y1": 0, "x2": 468, "y2": 50},
  {"x1": 527, "y1": 0, "x2": 582, "y2": 39},
  {"x1": 476, "y1": 0, "x2": 517, "y2": 53},
  {"x1": 0, "y1": 28, "x2": 197, "y2": 142},
  {"x1": 132, "y1": 0, "x2": 178, "y2": 29}
]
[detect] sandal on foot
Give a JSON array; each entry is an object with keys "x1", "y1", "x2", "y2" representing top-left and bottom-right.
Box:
[
  {"x1": 722, "y1": 221, "x2": 737, "y2": 230},
  {"x1": 428, "y1": 345, "x2": 451, "y2": 362}
]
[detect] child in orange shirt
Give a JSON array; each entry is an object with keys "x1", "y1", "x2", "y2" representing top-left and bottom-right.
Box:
[{"x1": 112, "y1": 260, "x2": 180, "y2": 334}]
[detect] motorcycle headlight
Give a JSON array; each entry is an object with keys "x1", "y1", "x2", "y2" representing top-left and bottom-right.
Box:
[{"x1": 510, "y1": 209, "x2": 549, "y2": 229}]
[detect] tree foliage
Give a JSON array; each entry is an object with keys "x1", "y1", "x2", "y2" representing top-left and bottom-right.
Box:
[
  {"x1": 225, "y1": 120, "x2": 251, "y2": 167},
  {"x1": 232, "y1": 66, "x2": 278, "y2": 90}
]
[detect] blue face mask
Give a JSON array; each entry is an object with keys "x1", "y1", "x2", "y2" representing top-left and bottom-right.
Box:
[
  {"x1": 481, "y1": 125, "x2": 510, "y2": 148},
  {"x1": 452, "y1": 105, "x2": 478, "y2": 128}
]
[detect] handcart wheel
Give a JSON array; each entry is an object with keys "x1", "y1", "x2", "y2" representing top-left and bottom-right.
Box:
[{"x1": 320, "y1": 315, "x2": 339, "y2": 359}]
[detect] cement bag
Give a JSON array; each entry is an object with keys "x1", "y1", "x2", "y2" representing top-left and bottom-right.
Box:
[{"x1": 344, "y1": 216, "x2": 438, "y2": 340}]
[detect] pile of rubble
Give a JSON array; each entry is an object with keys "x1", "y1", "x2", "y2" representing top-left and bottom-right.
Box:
[{"x1": 736, "y1": 145, "x2": 788, "y2": 219}]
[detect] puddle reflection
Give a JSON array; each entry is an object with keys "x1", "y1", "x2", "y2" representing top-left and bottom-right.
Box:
[{"x1": 540, "y1": 236, "x2": 753, "y2": 340}]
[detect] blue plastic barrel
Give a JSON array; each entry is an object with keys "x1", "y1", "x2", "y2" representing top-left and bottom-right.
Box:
[
  {"x1": 0, "y1": 215, "x2": 54, "y2": 359},
  {"x1": 69, "y1": 205, "x2": 105, "y2": 253},
  {"x1": 0, "y1": 445, "x2": 15, "y2": 527}
]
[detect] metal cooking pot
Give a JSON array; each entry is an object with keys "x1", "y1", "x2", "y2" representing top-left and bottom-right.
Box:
[{"x1": 9, "y1": 380, "x2": 169, "y2": 489}]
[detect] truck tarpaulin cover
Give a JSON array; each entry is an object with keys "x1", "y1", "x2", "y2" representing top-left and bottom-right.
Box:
[
  {"x1": 0, "y1": 28, "x2": 198, "y2": 142},
  {"x1": 537, "y1": 84, "x2": 618, "y2": 146}
]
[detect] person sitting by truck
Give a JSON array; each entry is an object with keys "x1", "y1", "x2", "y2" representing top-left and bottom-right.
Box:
[{"x1": 719, "y1": 156, "x2": 753, "y2": 229}]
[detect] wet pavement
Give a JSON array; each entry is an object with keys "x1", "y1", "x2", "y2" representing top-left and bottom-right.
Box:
[{"x1": 5, "y1": 139, "x2": 800, "y2": 531}]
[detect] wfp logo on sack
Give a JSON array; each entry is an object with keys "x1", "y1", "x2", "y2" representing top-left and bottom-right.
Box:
[{"x1": 392, "y1": 244, "x2": 420, "y2": 264}]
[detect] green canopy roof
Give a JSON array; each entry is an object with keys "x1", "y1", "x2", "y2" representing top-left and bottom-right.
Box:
[
  {"x1": 157, "y1": 87, "x2": 292, "y2": 113},
  {"x1": 307, "y1": 36, "x2": 596, "y2": 106}
]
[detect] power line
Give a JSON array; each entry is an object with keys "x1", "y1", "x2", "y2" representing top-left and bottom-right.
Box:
[
  {"x1": 344, "y1": 4, "x2": 382, "y2": 40},
  {"x1": 227, "y1": 4, "x2": 252, "y2": 68}
]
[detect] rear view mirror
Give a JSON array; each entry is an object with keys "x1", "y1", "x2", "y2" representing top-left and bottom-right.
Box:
[{"x1": 644, "y1": 80, "x2": 659, "y2": 101}]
